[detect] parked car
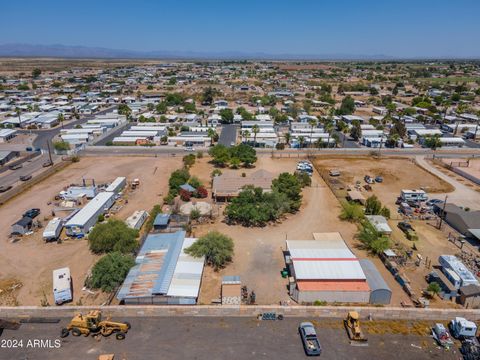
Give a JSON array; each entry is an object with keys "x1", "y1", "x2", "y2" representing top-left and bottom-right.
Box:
[
  {"x1": 375, "y1": 176, "x2": 383, "y2": 183},
  {"x1": 426, "y1": 199, "x2": 443, "y2": 207},
  {"x1": 9, "y1": 164, "x2": 23, "y2": 170},
  {"x1": 0, "y1": 185, "x2": 12, "y2": 193},
  {"x1": 398, "y1": 221, "x2": 418, "y2": 241},
  {"x1": 42, "y1": 161, "x2": 53, "y2": 167},
  {"x1": 23, "y1": 208, "x2": 41, "y2": 219},
  {"x1": 329, "y1": 169, "x2": 340, "y2": 177},
  {"x1": 299, "y1": 322, "x2": 322, "y2": 356},
  {"x1": 19, "y1": 175, "x2": 32, "y2": 181},
  {"x1": 364, "y1": 175, "x2": 374, "y2": 184}
]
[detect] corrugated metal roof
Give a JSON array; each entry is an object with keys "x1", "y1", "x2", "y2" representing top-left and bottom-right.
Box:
[
  {"x1": 153, "y1": 213, "x2": 170, "y2": 226},
  {"x1": 293, "y1": 260, "x2": 366, "y2": 280},
  {"x1": 167, "y1": 238, "x2": 205, "y2": 298},
  {"x1": 359, "y1": 259, "x2": 391, "y2": 292},
  {"x1": 287, "y1": 239, "x2": 355, "y2": 259}
]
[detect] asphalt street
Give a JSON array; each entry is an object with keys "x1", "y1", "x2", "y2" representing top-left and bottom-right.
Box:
[
  {"x1": 0, "y1": 153, "x2": 53, "y2": 188},
  {"x1": 218, "y1": 124, "x2": 238, "y2": 147},
  {"x1": 21, "y1": 106, "x2": 117, "y2": 150},
  {"x1": 0, "y1": 317, "x2": 458, "y2": 360}
]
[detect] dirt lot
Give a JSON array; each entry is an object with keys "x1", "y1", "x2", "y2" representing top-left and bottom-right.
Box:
[
  {"x1": 314, "y1": 156, "x2": 454, "y2": 209},
  {"x1": 0, "y1": 155, "x2": 181, "y2": 306},
  {"x1": 192, "y1": 156, "x2": 413, "y2": 306}
]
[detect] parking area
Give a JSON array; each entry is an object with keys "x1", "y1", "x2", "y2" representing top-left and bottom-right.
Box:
[{"x1": 0, "y1": 317, "x2": 458, "y2": 360}]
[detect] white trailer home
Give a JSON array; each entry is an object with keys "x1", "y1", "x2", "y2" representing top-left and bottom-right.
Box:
[
  {"x1": 43, "y1": 217, "x2": 63, "y2": 242},
  {"x1": 64, "y1": 192, "x2": 115, "y2": 236},
  {"x1": 105, "y1": 177, "x2": 126, "y2": 194},
  {"x1": 53, "y1": 267, "x2": 72, "y2": 305},
  {"x1": 400, "y1": 189, "x2": 428, "y2": 202}
]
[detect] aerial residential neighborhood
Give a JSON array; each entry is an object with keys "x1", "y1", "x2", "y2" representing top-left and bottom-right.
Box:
[{"x1": 1, "y1": 1, "x2": 480, "y2": 360}]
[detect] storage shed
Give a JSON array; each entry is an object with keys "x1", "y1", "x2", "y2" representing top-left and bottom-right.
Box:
[
  {"x1": 359, "y1": 259, "x2": 392, "y2": 305},
  {"x1": 11, "y1": 216, "x2": 33, "y2": 235},
  {"x1": 153, "y1": 214, "x2": 170, "y2": 230}
]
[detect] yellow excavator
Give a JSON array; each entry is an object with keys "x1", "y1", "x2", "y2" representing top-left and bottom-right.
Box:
[
  {"x1": 344, "y1": 311, "x2": 368, "y2": 342},
  {"x1": 60, "y1": 310, "x2": 130, "y2": 340}
]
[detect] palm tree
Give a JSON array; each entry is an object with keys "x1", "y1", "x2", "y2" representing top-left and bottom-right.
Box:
[
  {"x1": 324, "y1": 121, "x2": 334, "y2": 148},
  {"x1": 308, "y1": 118, "x2": 317, "y2": 147},
  {"x1": 298, "y1": 135, "x2": 305, "y2": 149},
  {"x1": 242, "y1": 130, "x2": 250, "y2": 144},
  {"x1": 252, "y1": 124, "x2": 260, "y2": 148},
  {"x1": 207, "y1": 128, "x2": 216, "y2": 146},
  {"x1": 315, "y1": 138, "x2": 323, "y2": 149},
  {"x1": 57, "y1": 113, "x2": 65, "y2": 129},
  {"x1": 284, "y1": 132, "x2": 291, "y2": 147},
  {"x1": 331, "y1": 133, "x2": 340, "y2": 148}
]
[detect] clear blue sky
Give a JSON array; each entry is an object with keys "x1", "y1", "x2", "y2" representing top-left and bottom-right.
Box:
[{"x1": 1, "y1": 0, "x2": 479, "y2": 58}]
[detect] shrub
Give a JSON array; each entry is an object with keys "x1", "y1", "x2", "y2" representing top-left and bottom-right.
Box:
[
  {"x1": 196, "y1": 186, "x2": 208, "y2": 198},
  {"x1": 185, "y1": 231, "x2": 234, "y2": 270},
  {"x1": 97, "y1": 214, "x2": 105, "y2": 223},
  {"x1": 169, "y1": 168, "x2": 190, "y2": 193},
  {"x1": 88, "y1": 219, "x2": 139, "y2": 254},
  {"x1": 179, "y1": 189, "x2": 191, "y2": 201},
  {"x1": 87, "y1": 252, "x2": 135, "y2": 292},
  {"x1": 145, "y1": 204, "x2": 162, "y2": 233},
  {"x1": 188, "y1": 176, "x2": 202, "y2": 189},
  {"x1": 183, "y1": 154, "x2": 196, "y2": 168},
  {"x1": 196, "y1": 151, "x2": 204, "y2": 159},
  {"x1": 340, "y1": 202, "x2": 364, "y2": 222},
  {"x1": 276, "y1": 143, "x2": 285, "y2": 150},
  {"x1": 357, "y1": 222, "x2": 390, "y2": 254},
  {"x1": 53, "y1": 141, "x2": 70, "y2": 151},
  {"x1": 190, "y1": 208, "x2": 201, "y2": 220}
]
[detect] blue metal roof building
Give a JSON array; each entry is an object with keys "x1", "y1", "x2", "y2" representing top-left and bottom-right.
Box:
[
  {"x1": 117, "y1": 231, "x2": 205, "y2": 305},
  {"x1": 153, "y1": 213, "x2": 170, "y2": 229}
]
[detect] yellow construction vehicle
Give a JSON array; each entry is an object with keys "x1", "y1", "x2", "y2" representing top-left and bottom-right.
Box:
[
  {"x1": 344, "y1": 311, "x2": 368, "y2": 342},
  {"x1": 60, "y1": 310, "x2": 130, "y2": 340}
]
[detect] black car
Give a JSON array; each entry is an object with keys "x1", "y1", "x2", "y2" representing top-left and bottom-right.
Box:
[
  {"x1": 23, "y1": 208, "x2": 40, "y2": 219},
  {"x1": 9, "y1": 164, "x2": 23, "y2": 170},
  {"x1": 0, "y1": 185, "x2": 12, "y2": 193},
  {"x1": 299, "y1": 322, "x2": 322, "y2": 356},
  {"x1": 42, "y1": 161, "x2": 53, "y2": 167},
  {"x1": 20, "y1": 175, "x2": 32, "y2": 181}
]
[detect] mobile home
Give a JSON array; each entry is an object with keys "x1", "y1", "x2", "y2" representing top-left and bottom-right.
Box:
[
  {"x1": 53, "y1": 267, "x2": 72, "y2": 305},
  {"x1": 43, "y1": 217, "x2": 63, "y2": 242}
]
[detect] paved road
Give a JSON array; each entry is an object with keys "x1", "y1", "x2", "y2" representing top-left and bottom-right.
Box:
[
  {"x1": 0, "y1": 153, "x2": 53, "y2": 188},
  {"x1": 465, "y1": 139, "x2": 480, "y2": 149},
  {"x1": 21, "y1": 107, "x2": 117, "y2": 150},
  {"x1": 336, "y1": 131, "x2": 360, "y2": 148},
  {"x1": 415, "y1": 155, "x2": 480, "y2": 210},
  {"x1": 0, "y1": 317, "x2": 457, "y2": 360},
  {"x1": 218, "y1": 124, "x2": 238, "y2": 147}
]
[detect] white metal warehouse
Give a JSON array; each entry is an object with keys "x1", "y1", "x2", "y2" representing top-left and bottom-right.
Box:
[
  {"x1": 286, "y1": 232, "x2": 370, "y2": 304},
  {"x1": 64, "y1": 191, "x2": 115, "y2": 236}
]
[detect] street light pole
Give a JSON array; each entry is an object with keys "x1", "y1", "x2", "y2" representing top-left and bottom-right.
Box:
[{"x1": 438, "y1": 195, "x2": 448, "y2": 230}]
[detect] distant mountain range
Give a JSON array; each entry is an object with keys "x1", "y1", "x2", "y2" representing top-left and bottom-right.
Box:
[{"x1": 0, "y1": 43, "x2": 394, "y2": 61}]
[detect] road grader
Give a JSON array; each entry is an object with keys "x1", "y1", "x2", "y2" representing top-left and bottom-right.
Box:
[{"x1": 60, "y1": 310, "x2": 130, "y2": 340}]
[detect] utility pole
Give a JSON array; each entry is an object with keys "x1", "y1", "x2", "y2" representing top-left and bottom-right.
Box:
[
  {"x1": 46, "y1": 140, "x2": 53, "y2": 165},
  {"x1": 438, "y1": 195, "x2": 448, "y2": 230}
]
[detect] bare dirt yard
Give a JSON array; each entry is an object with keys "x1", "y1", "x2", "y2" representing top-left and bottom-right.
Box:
[
  {"x1": 314, "y1": 156, "x2": 454, "y2": 209},
  {"x1": 0, "y1": 155, "x2": 181, "y2": 306},
  {"x1": 193, "y1": 156, "x2": 413, "y2": 306}
]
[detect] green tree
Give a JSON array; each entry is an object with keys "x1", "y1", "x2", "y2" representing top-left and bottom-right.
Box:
[
  {"x1": 87, "y1": 252, "x2": 135, "y2": 292},
  {"x1": 156, "y1": 101, "x2": 168, "y2": 114},
  {"x1": 201, "y1": 87, "x2": 216, "y2": 105},
  {"x1": 423, "y1": 135, "x2": 442, "y2": 150},
  {"x1": 365, "y1": 195, "x2": 382, "y2": 215},
  {"x1": 427, "y1": 282, "x2": 441, "y2": 297},
  {"x1": 284, "y1": 132, "x2": 291, "y2": 146},
  {"x1": 88, "y1": 219, "x2": 139, "y2": 254},
  {"x1": 168, "y1": 168, "x2": 190, "y2": 193},
  {"x1": 118, "y1": 104, "x2": 132, "y2": 118},
  {"x1": 53, "y1": 141, "x2": 70, "y2": 151},
  {"x1": 57, "y1": 113, "x2": 65, "y2": 129},
  {"x1": 357, "y1": 222, "x2": 390, "y2": 255},
  {"x1": 207, "y1": 128, "x2": 216, "y2": 145},
  {"x1": 185, "y1": 231, "x2": 234, "y2": 270},
  {"x1": 32, "y1": 68, "x2": 42, "y2": 78},
  {"x1": 209, "y1": 144, "x2": 230, "y2": 167},
  {"x1": 219, "y1": 108, "x2": 234, "y2": 124},
  {"x1": 229, "y1": 143, "x2": 257, "y2": 167},
  {"x1": 183, "y1": 154, "x2": 196, "y2": 168},
  {"x1": 272, "y1": 172, "x2": 303, "y2": 211},
  {"x1": 336, "y1": 96, "x2": 355, "y2": 115},
  {"x1": 340, "y1": 202, "x2": 364, "y2": 222},
  {"x1": 252, "y1": 124, "x2": 260, "y2": 147},
  {"x1": 350, "y1": 120, "x2": 362, "y2": 141}
]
